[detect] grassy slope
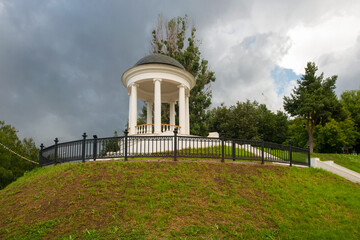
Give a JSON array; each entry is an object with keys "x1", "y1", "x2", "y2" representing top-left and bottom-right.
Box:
[
  {"x1": 312, "y1": 153, "x2": 360, "y2": 173},
  {"x1": 0, "y1": 160, "x2": 359, "y2": 240}
]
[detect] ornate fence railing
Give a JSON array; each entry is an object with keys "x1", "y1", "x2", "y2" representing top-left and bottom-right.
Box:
[{"x1": 39, "y1": 129, "x2": 310, "y2": 167}]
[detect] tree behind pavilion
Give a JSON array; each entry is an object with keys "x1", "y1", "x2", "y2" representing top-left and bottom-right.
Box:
[{"x1": 139, "y1": 14, "x2": 216, "y2": 136}]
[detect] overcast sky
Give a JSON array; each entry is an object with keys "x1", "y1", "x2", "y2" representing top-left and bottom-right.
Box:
[{"x1": 1, "y1": 0, "x2": 360, "y2": 146}]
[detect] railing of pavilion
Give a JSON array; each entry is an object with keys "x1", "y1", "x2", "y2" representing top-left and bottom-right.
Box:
[{"x1": 135, "y1": 124, "x2": 181, "y2": 134}]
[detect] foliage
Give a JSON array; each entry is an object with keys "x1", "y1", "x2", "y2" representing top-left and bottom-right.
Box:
[
  {"x1": 1, "y1": 161, "x2": 360, "y2": 239},
  {"x1": 0, "y1": 121, "x2": 38, "y2": 189},
  {"x1": 209, "y1": 100, "x2": 288, "y2": 143},
  {"x1": 138, "y1": 103, "x2": 171, "y2": 125},
  {"x1": 341, "y1": 89, "x2": 360, "y2": 153},
  {"x1": 287, "y1": 118, "x2": 309, "y2": 148},
  {"x1": 287, "y1": 90, "x2": 360, "y2": 153},
  {"x1": 284, "y1": 62, "x2": 343, "y2": 152},
  {"x1": 137, "y1": 105, "x2": 147, "y2": 125},
  {"x1": 258, "y1": 105, "x2": 289, "y2": 144},
  {"x1": 101, "y1": 131, "x2": 120, "y2": 155},
  {"x1": 314, "y1": 118, "x2": 359, "y2": 153},
  {"x1": 341, "y1": 90, "x2": 360, "y2": 125},
  {"x1": 145, "y1": 14, "x2": 216, "y2": 136}
]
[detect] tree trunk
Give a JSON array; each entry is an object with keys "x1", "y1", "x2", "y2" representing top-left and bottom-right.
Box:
[
  {"x1": 308, "y1": 129, "x2": 314, "y2": 153},
  {"x1": 307, "y1": 113, "x2": 314, "y2": 153}
]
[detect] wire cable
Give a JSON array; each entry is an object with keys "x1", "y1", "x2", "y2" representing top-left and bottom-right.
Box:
[{"x1": 0, "y1": 142, "x2": 38, "y2": 164}]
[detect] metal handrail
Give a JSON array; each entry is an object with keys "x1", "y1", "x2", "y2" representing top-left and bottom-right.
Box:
[{"x1": 39, "y1": 132, "x2": 311, "y2": 168}]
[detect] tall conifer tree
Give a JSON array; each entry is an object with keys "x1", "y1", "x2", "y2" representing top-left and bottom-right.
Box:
[
  {"x1": 142, "y1": 14, "x2": 216, "y2": 136},
  {"x1": 283, "y1": 62, "x2": 342, "y2": 152}
]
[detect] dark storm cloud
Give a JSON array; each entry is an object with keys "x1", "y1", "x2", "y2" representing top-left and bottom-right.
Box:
[
  {"x1": 0, "y1": 0, "x2": 161, "y2": 145},
  {"x1": 0, "y1": 0, "x2": 252, "y2": 145}
]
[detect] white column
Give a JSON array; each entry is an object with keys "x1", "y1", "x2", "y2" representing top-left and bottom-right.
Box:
[
  {"x1": 128, "y1": 91, "x2": 132, "y2": 133},
  {"x1": 185, "y1": 92, "x2": 190, "y2": 135},
  {"x1": 170, "y1": 102, "x2": 175, "y2": 126},
  {"x1": 178, "y1": 84, "x2": 186, "y2": 134},
  {"x1": 129, "y1": 83, "x2": 138, "y2": 135},
  {"x1": 146, "y1": 101, "x2": 153, "y2": 133},
  {"x1": 153, "y1": 78, "x2": 162, "y2": 134},
  {"x1": 170, "y1": 101, "x2": 175, "y2": 132}
]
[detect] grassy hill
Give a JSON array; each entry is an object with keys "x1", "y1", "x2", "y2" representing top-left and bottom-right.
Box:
[{"x1": 0, "y1": 160, "x2": 359, "y2": 239}]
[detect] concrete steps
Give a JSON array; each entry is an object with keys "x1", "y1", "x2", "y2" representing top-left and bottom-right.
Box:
[{"x1": 311, "y1": 158, "x2": 360, "y2": 183}]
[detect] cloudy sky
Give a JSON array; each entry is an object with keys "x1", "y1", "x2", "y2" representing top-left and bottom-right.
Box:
[{"x1": 1, "y1": 0, "x2": 360, "y2": 145}]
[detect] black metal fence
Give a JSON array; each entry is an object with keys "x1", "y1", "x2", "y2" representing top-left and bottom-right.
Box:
[{"x1": 39, "y1": 129, "x2": 310, "y2": 167}]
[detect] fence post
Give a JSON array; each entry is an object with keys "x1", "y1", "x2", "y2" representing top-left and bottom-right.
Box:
[
  {"x1": 82, "y1": 133, "x2": 87, "y2": 163},
  {"x1": 39, "y1": 143, "x2": 44, "y2": 166},
  {"x1": 221, "y1": 130, "x2": 225, "y2": 162},
  {"x1": 289, "y1": 140, "x2": 292, "y2": 167},
  {"x1": 261, "y1": 134, "x2": 264, "y2": 165},
  {"x1": 124, "y1": 129, "x2": 128, "y2": 161},
  {"x1": 54, "y1": 138, "x2": 59, "y2": 164},
  {"x1": 232, "y1": 140, "x2": 235, "y2": 161},
  {"x1": 173, "y1": 127, "x2": 178, "y2": 161},
  {"x1": 308, "y1": 145, "x2": 311, "y2": 167},
  {"x1": 93, "y1": 135, "x2": 97, "y2": 161}
]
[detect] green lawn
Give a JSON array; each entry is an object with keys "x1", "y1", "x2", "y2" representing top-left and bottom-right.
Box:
[
  {"x1": 177, "y1": 145, "x2": 256, "y2": 159},
  {"x1": 138, "y1": 145, "x2": 307, "y2": 164},
  {"x1": 1, "y1": 161, "x2": 359, "y2": 239},
  {"x1": 262, "y1": 147, "x2": 308, "y2": 164},
  {"x1": 311, "y1": 153, "x2": 360, "y2": 173},
  {"x1": 133, "y1": 146, "x2": 256, "y2": 161}
]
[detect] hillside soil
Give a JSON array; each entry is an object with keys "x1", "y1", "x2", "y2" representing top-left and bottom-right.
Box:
[{"x1": 0, "y1": 160, "x2": 360, "y2": 239}]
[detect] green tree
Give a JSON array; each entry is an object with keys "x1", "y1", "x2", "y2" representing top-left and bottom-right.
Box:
[
  {"x1": 208, "y1": 103, "x2": 232, "y2": 137},
  {"x1": 283, "y1": 62, "x2": 343, "y2": 152},
  {"x1": 101, "y1": 131, "x2": 120, "y2": 155},
  {"x1": 0, "y1": 121, "x2": 38, "y2": 189},
  {"x1": 209, "y1": 101, "x2": 260, "y2": 139},
  {"x1": 258, "y1": 105, "x2": 289, "y2": 144},
  {"x1": 287, "y1": 118, "x2": 308, "y2": 148},
  {"x1": 230, "y1": 101, "x2": 261, "y2": 140},
  {"x1": 149, "y1": 14, "x2": 216, "y2": 136},
  {"x1": 314, "y1": 118, "x2": 359, "y2": 153},
  {"x1": 341, "y1": 89, "x2": 360, "y2": 153},
  {"x1": 209, "y1": 100, "x2": 289, "y2": 143}
]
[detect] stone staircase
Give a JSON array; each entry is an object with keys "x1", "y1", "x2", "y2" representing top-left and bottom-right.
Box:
[{"x1": 311, "y1": 158, "x2": 360, "y2": 183}]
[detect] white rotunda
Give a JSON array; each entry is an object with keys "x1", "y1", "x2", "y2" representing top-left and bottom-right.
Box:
[{"x1": 121, "y1": 54, "x2": 195, "y2": 136}]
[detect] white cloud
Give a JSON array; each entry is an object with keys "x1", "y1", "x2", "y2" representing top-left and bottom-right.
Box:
[
  {"x1": 198, "y1": 0, "x2": 360, "y2": 113},
  {"x1": 206, "y1": 32, "x2": 291, "y2": 111},
  {"x1": 279, "y1": 15, "x2": 360, "y2": 74},
  {"x1": 319, "y1": 35, "x2": 360, "y2": 93}
]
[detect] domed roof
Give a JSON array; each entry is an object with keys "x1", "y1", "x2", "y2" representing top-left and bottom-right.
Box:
[{"x1": 134, "y1": 54, "x2": 185, "y2": 70}]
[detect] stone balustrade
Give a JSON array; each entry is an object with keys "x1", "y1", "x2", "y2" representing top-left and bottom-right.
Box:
[{"x1": 135, "y1": 124, "x2": 181, "y2": 135}]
